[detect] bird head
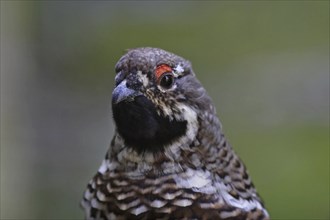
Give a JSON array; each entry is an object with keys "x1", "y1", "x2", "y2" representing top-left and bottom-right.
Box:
[
  {"x1": 82, "y1": 48, "x2": 269, "y2": 220},
  {"x1": 112, "y1": 48, "x2": 215, "y2": 155}
]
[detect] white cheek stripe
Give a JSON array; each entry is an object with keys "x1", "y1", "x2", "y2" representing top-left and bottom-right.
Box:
[{"x1": 164, "y1": 104, "x2": 198, "y2": 160}]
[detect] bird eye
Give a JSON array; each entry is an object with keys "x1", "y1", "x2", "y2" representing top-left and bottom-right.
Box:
[
  {"x1": 155, "y1": 64, "x2": 175, "y2": 90},
  {"x1": 159, "y1": 73, "x2": 175, "y2": 89}
]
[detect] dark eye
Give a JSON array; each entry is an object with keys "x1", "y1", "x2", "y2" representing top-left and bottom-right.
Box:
[{"x1": 159, "y1": 73, "x2": 175, "y2": 89}]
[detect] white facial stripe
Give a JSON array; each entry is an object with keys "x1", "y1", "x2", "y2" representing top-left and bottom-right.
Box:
[
  {"x1": 174, "y1": 64, "x2": 184, "y2": 75},
  {"x1": 164, "y1": 104, "x2": 198, "y2": 160},
  {"x1": 137, "y1": 70, "x2": 149, "y2": 87},
  {"x1": 175, "y1": 103, "x2": 198, "y2": 140}
]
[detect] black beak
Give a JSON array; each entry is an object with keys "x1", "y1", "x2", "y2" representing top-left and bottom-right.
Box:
[{"x1": 112, "y1": 80, "x2": 142, "y2": 104}]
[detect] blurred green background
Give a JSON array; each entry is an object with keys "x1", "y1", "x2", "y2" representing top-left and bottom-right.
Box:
[{"x1": 1, "y1": 1, "x2": 329, "y2": 219}]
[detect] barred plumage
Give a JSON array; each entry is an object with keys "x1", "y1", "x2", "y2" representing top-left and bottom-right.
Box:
[{"x1": 81, "y1": 47, "x2": 269, "y2": 220}]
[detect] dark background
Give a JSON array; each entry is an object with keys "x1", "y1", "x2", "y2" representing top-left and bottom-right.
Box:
[{"x1": 1, "y1": 1, "x2": 329, "y2": 219}]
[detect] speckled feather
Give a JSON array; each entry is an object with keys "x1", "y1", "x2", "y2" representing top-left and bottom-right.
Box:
[{"x1": 81, "y1": 48, "x2": 269, "y2": 220}]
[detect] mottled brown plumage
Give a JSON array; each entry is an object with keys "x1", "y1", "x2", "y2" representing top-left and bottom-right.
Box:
[{"x1": 81, "y1": 47, "x2": 269, "y2": 220}]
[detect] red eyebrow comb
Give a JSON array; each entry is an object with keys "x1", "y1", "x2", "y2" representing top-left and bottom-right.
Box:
[{"x1": 155, "y1": 64, "x2": 173, "y2": 80}]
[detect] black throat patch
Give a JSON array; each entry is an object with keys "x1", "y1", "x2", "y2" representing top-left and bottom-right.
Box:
[{"x1": 112, "y1": 95, "x2": 187, "y2": 153}]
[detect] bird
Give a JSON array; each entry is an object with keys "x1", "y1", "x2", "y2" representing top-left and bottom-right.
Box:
[{"x1": 81, "y1": 47, "x2": 270, "y2": 220}]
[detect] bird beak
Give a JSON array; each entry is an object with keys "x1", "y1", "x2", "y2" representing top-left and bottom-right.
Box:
[{"x1": 112, "y1": 80, "x2": 142, "y2": 104}]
